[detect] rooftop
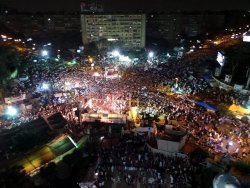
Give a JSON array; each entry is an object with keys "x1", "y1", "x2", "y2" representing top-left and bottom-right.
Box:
[{"x1": 157, "y1": 128, "x2": 187, "y2": 142}]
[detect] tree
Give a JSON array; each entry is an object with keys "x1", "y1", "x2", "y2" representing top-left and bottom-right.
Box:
[{"x1": 0, "y1": 46, "x2": 21, "y2": 85}]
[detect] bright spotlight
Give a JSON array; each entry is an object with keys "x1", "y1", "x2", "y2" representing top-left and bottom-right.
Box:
[
  {"x1": 6, "y1": 106, "x2": 17, "y2": 116},
  {"x1": 228, "y1": 141, "x2": 233, "y2": 146},
  {"x1": 112, "y1": 50, "x2": 120, "y2": 57},
  {"x1": 148, "y1": 51, "x2": 154, "y2": 58},
  {"x1": 42, "y1": 83, "x2": 49, "y2": 90},
  {"x1": 41, "y1": 50, "x2": 48, "y2": 57}
]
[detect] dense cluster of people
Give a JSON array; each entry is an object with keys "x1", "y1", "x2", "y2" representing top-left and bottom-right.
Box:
[
  {"x1": 137, "y1": 90, "x2": 250, "y2": 159},
  {"x1": 96, "y1": 134, "x2": 194, "y2": 188},
  {"x1": 0, "y1": 48, "x2": 249, "y2": 161}
]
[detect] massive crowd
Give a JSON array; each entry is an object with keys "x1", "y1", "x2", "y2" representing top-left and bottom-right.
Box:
[
  {"x1": 0, "y1": 49, "x2": 249, "y2": 161},
  {"x1": 96, "y1": 134, "x2": 194, "y2": 188}
]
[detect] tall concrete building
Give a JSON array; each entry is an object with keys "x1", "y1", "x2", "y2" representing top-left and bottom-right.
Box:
[
  {"x1": 147, "y1": 13, "x2": 182, "y2": 45},
  {"x1": 80, "y1": 13, "x2": 146, "y2": 49},
  {"x1": 183, "y1": 14, "x2": 204, "y2": 37}
]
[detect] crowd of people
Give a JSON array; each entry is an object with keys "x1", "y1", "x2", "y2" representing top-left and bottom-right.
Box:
[
  {"x1": 96, "y1": 134, "x2": 194, "y2": 188},
  {"x1": 0, "y1": 47, "x2": 249, "y2": 161}
]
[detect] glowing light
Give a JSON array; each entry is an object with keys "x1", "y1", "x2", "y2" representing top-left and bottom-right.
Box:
[
  {"x1": 67, "y1": 135, "x2": 78, "y2": 148},
  {"x1": 67, "y1": 60, "x2": 77, "y2": 65},
  {"x1": 107, "y1": 38, "x2": 118, "y2": 41},
  {"x1": 1, "y1": 35, "x2": 7, "y2": 39},
  {"x1": 10, "y1": 69, "x2": 18, "y2": 78},
  {"x1": 76, "y1": 49, "x2": 81, "y2": 53},
  {"x1": 119, "y1": 55, "x2": 131, "y2": 62},
  {"x1": 93, "y1": 72, "x2": 100, "y2": 77},
  {"x1": 131, "y1": 107, "x2": 138, "y2": 122},
  {"x1": 243, "y1": 32, "x2": 250, "y2": 42},
  {"x1": 89, "y1": 57, "x2": 93, "y2": 63},
  {"x1": 75, "y1": 82, "x2": 80, "y2": 87},
  {"x1": 148, "y1": 51, "x2": 154, "y2": 58},
  {"x1": 112, "y1": 50, "x2": 120, "y2": 57},
  {"x1": 65, "y1": 82, "x2": 70, "y2": 86},
  {"x1": 42, "y1": 83, "x2": 49, "y2": 90},
  {"x1": 6, "y1": 106, "x2": 17, "y2": 116},
  {"x1": 41, "y1": 50, "x2": 48, "y2": 57},
  {"x1": 228, "y1": 141, "x2": 233, "y2": 146},
  {"x1": 217, "y1": 52, "x2": 225, "y2": 66}
]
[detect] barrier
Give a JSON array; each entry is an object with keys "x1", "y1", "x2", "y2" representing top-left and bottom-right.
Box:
[{"x1": 213, "y1": 76, "x2": 250, "y2": 95}]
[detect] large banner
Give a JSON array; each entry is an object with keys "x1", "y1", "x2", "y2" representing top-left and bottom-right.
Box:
[{"x1": 4, "y1": 94, "x2": 26, "y2": 103}]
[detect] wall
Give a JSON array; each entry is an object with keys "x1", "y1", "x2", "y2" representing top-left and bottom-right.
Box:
[
  {"x1": 157, "y1": 139, "x2": 180, "y2": 152},
  {"x1": 147, "y1": 143, "x2": 186, "y2": 158}
]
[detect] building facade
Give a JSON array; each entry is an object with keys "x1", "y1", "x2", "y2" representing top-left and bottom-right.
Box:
[
  {"x1": 0, "y1": 12, "x2": 80, "y2": 36},
  {"x1": 147, "y1": 13, "x2": 182, "y2": 45},
  {"x1": 80, "y1": 13, "x2": 146, "y2": 49}
]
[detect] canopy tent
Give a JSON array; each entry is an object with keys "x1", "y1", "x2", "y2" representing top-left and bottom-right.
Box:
[{"x1": 192, "y1": 100, "x2": 218, "y2": 111}]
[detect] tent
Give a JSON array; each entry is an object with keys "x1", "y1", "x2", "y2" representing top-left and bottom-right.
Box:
[{"x1": 193, "y1": 100, "x2": 218, "y2": 111}]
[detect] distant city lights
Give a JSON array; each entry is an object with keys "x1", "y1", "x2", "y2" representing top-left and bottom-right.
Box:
[{"x1": 1, "y1": 35, "x2": 7, "y2": 39}]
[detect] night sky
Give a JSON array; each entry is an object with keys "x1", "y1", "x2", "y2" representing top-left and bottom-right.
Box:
[{"x1": 2, "y1": 0, "x2": 250, "y2": 12}]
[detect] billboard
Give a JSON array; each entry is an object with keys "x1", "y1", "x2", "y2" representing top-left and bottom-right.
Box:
[
  {"x1": 243, "y1": 32, "x2": 250, "y2": 42},
  {"x1": 216, "y1": 52, "x2": 225, "y2": 66}
]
